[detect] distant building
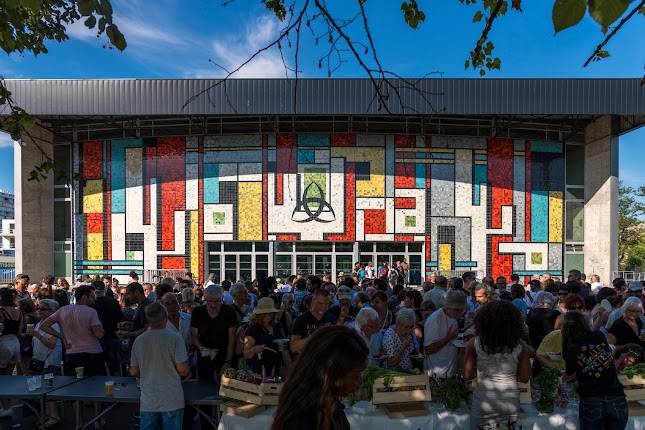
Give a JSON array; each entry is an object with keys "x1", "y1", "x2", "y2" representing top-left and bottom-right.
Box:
[
  {"x1": 0, "y1": 191, "x2": 13, "y2": 222},
  {"x1": 0, "y1": 219, "x2": 15, "y2": 255}
]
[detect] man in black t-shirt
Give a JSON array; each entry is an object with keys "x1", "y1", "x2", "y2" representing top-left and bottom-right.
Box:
[
  {"x1": 291, "y1": 288, "x2": 347, "y2": 353},
  {"x1": 91, "y1": 280, "x2": 124, "y2": 376},
  {"x1": 190, "y1": 284, "x2": 238, "y2": 379}
]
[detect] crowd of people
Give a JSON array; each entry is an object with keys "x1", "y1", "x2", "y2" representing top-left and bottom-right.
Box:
[{"x1": 0, "y1": 266, "x2": 642, "y2": 429}]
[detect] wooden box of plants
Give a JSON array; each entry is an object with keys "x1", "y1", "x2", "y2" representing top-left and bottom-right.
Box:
[
  {"x1": 362, "y1": 367, "x2": 430, "y2": 405},
  {"x1": 219, "y1": 369, "x2": 283, "y2": 406},
  {"x1": 618, "y1": 365, "x2": 645, "y2": 402}
]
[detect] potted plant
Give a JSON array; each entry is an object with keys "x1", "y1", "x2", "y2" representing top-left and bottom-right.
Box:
[
  {"x1": 533, "y1": 368, "x2": 560, "y2": 413},
  {"x1": 434, "y1": 376, "x2": 468, "y2": 410}
]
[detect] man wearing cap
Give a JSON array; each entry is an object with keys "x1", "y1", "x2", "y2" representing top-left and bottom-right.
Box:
[
  {"x1": 327, "y1": 286, "x2": 358, "y2": 323},
  {"x1": 424, "y1": 289, "x2": 467, "y2": 378}
]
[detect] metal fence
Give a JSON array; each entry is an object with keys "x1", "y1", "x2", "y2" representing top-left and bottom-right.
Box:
[
  {"x1": 613, "y1": 271, "x2": 645, "y2": 282},
  {"x1": 0, "y1": 268, "x2": 15, "y2": 284},
  {"x1": 143, "y1": 269, "x2": 189, "y2": 284}
]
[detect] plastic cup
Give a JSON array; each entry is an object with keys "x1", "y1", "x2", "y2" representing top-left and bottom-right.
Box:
[
  {"x1": 26, "y1": 323, "x2": 34, "y2": 334},
  {"x1": 104, "y1": 381, "x2": 114, "y2": 396},
  {"x1": 44, "y1": 373, "x2": 54, "y2": 387},
  {"x1": 75, "y1": 367, "x2": 85, "y2": 379}
]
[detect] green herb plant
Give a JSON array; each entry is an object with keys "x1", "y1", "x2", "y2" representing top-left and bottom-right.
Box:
[{"x1": 534, "y1": 368, "x2": 560, "y2": 413}]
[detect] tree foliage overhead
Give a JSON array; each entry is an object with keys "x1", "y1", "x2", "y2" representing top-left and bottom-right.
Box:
[
  {"x1": 0, "y1": 0, "x2": 125, "y2": 180},
  {"x1": 619, "y1": 183, "x2": 645, "y2": 270}
]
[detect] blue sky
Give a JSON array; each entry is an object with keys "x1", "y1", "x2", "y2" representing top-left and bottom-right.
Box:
[{"x1": 0, "y1": 0, "x2": 643, "y2": 193}]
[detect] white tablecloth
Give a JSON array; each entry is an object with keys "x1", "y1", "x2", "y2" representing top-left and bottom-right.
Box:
[
  {"x1": 217, "y1": 402, "x2": 645, "y2": 430},
  {"x1": 217, "y1": 402, "x2": 432, "y2": 430}
]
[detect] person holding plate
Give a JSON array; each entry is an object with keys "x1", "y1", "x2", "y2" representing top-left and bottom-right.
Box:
[
  {"x1": 382, "y1": 308, "x2": 419, "y2": 370},
  {"x1": 243, "y1": 297, "x2": 283, "y2": 375}
]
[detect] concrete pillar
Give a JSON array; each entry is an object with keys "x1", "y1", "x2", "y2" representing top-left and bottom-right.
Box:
[
  {"x1": 14, "y1": 124, "x2": 54, "y2": 278},
  {"x1": 584, "y1": 115, "x2": 619, "y2": 285}
]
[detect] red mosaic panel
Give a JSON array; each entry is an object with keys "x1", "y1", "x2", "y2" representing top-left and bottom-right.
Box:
[
  {"x1": 198, "y1": 137, "x2": 205, "y2": 283},
  {"x1": 104, "y1": 141, "x2": 111, "y2": 260},
  {"x1": 524, "y1": 140, "x2": 531, "y2": 242},
  {"x1": 262, "y1": 135, "x2": 268, "y2": 240},
  {"x1": 487, "y1": 138, "x2": 513, "y2": 230},
  {"x1": 331, "y1": 133, "x2": 355, "y2": 147},
  {"x1": 326, "y1": 163, "x2": 355, "y2": 241},
  {"x1": 394, "y1": 135, "x2": 415, "y2": 148},
  {"x1": 276, "y1": 134, "x2": 297, "y2": 205},
  {"x1": 82, "y1": 141, "x2": 103, "y2": 179},
  {"x1": 425, "y1": 234, "x2": 432, "y2": 279},
  {"x1": 161, "y1": 256, "x2": 186, "y2": 270},
  {"x1": 395, "y1": 164, "x2": 416, "y2": 189},
  {"x1": 395, "y1": 235, "x2": 415, "y2": 241},
  {"x1": 490, "y1": 236, "x2": 513, "y2": 280},
  {"x1": 364, "y1": 209, "x2": 386, "y2": 235},
  {"x1": 276, "y1": 234, "x2": 299, "y2": 241},
  {"x1": 395, "y1": 197, "x2": 416, "y2": 209},
  {"x1": 86, "y1": 213, "x2": 103, "y2": 234},
  {"x1": 157, "y1": 137, "x2": 186, "y2": 251}
]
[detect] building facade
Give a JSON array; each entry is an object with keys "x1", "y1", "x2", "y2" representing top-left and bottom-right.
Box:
[
  {"x1": 68, "y1": 133, "x2": 572, "y2": 284},
  {"x1": 6, "y1": 79, "x2": 643, "y2": 285}
]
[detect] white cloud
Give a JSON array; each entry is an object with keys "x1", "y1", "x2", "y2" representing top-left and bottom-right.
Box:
[
  {"x1": 187, "y1": 15, "x2": 289, "y2": 79},
  {"x1": 0, "y1": 132, "x2": 14, "y2": 149},
  {"x1": 66, "y1": 14, "x2": 188, "y2": 48}
]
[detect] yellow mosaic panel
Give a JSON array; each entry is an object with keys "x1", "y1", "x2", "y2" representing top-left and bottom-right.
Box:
[
  {"x1": 548, "y1": 191, "x2": 563, "y2": 243},
  {"x1": 331, "y1": 147, "x2": 385, "y2": 197},
  {"x1": 86, "y1": 232, "x2": 103, "y2": 264},
  {"x1": 190, "y1": 210, "x2": 200, "y2": 276},
  {"x1": 439, "y1": 244, "x2": 452, "y2": 272},
  {"x1": 238, "y1": 182, "x2": 263, "y2": 240},
  {"x1": 83, "y1": 180, "x2": 103, "y2": 213}
]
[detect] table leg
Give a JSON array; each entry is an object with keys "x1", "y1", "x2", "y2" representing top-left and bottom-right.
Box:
[
  {"x1": 40, "y1": 397, "x2": 45, "y2": 430},
  {"x1": 190, "y1": 404, "x2": 219, "y2": 428},
  {"x1": 76, "y1": 402, "x2": 117, "y2": 430},
  {"x1": 75, "y1": 401, "x2": 80, "y2": 430}
]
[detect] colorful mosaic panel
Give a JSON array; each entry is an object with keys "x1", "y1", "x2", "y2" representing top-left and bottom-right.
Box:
[{"x1": 74, "y1": 134, "x2": 564, "y2": 281}]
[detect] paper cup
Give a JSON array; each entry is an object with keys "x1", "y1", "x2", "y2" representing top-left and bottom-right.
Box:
[{"x1": 75, "y1": 367, "x2": 85, "y2": 378}]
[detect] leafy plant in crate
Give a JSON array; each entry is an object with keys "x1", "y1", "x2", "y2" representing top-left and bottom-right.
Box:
[
  {"x1": 533, "y1": 368, "x2": 560, "y2": 413},
  {"x1": 433, "y1": 375, "x2": 468, "y2": 410}
]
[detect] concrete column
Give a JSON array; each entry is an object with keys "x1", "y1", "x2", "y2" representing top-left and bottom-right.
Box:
[
  {"x1": 584, "y1": 115, "x2": 619, "y2": 285},
  {"x1": 14, "y1": 124, "x2": 54, "y2": 278}
]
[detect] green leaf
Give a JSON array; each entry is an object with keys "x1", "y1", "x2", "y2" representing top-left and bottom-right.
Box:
[
  {"x1": 401, "y1": 1, "x2": 426, "y2": 29},
  {"x1": 21, "y1": 0, "x2": 41, "y2": 11},
  {"x1": 552, "y1": 0, "x2": 586, "y2": 33},
  {"x1": 639, "y1": 5, "x2": 645, "y2": 15},
  {"x1": 98, "y1": 17, "x2": 107, "y2": 32},
  {"x1": 77, "y1": 0, "x2": 96, "y2": 16},
  {"x1": 479, "y1": 69, "x2": 486, "y2": 76},
  {"x1": 84, "y1": 15, "x2": 97, "y2": 28},
  {"x1": 588, "y1": 0, "x2": 631, "y2": 32},
  {"x1": 464, "y1": 59, "x2": 470, "y2": 69},
  {"x1": 106, "y1": 24, "x2": 127, "y2": 50},
  {"x1": 473, "y1": 10, "x2": 484, "y2": 22}
]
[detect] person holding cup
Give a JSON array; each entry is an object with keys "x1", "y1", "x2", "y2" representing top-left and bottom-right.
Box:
[{"x1": 40, "y1": 285, "x2": 106, "y2": 376}]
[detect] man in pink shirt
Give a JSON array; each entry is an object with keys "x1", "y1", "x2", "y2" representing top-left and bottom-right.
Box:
[{"x1": 41, "y1": 285, "x2": 106, "y2": 376}]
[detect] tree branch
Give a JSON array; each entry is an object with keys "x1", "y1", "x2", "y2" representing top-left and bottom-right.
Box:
[{"x1": 583, "y1": 0, "x2": 645, "y2": 68}]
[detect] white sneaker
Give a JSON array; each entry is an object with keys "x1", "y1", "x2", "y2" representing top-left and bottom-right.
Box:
[{"x1": 0, "y1": 407, "x2": 13, "y2": 418}]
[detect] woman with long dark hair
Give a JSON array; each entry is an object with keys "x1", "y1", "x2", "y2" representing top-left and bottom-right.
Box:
[
  {"x1": 272, "y1": 325, "x2": 368, "y2": 430},
  {"x1": 464, "y1": 301, "x2": 530, "y2": 429},
  {"x1": 562, "y1": 311, "x2": 627, "y2": 430}
]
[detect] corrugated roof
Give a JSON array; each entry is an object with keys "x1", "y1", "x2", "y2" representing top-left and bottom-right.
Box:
[{"x1": 2, "y1": 78, "x2": 644, "y2": 116}]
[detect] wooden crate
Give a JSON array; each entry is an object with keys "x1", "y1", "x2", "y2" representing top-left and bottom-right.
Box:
[
  {"x1": 381, "y1": 402, "x2": 427, "y2": 418},
  {"x1": 219, "y1": 376, "x2": 282, "y2": 406},
  {"x1": 518, "y1": 382, "x2": 532, "y2": 405},
  {"x1": 372, "y1": 374, "x2": 431, "y2": 405},
  {"x1": 220, "y1": 401, "x2": 267, "y2": 418},
  {"x1": 467, "y1": 381, "x2": 531, "y2": 405},
  {"x1": 619, "y1": 375, "x2": 645, "y2": 401}
]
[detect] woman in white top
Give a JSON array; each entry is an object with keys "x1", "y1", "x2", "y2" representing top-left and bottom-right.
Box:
[{"x1": 464, "y1": 301, "x2": 530, "y2": 430}]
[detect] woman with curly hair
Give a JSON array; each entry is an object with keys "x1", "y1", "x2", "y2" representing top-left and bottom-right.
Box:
[
  {"x1": 272, "y1": 325, "x2": 367, "y2": 430},
  {"x1": 464, "y1": 301, "x2": 530, "y2": 430}
]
